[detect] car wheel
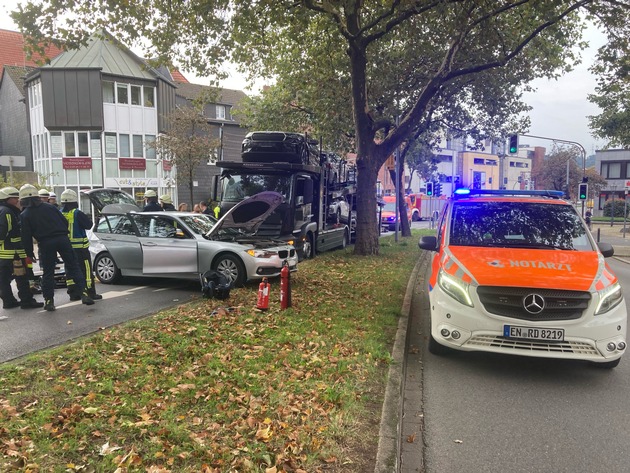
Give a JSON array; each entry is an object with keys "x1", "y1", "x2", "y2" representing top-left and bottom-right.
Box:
[
  {"x1": 94, "y1": 252, "x2": 122, "y2": 284},
  {"x1": 592, "y1": 358, "x2": 621, "y2": 369},
  {"x1": 213, "y1": 253, "x2": 246, "y2": 287},
  {"x1": 428, "y1": 333, "x2": 452, "y2": 356},
  {"x1": 301, "y1": 233, "x2": 314, "y2": 260}
]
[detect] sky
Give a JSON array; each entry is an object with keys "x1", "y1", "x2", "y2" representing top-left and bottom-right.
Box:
[{"x1": 0, "y1": 2, "x2": 608, "y2": 156}]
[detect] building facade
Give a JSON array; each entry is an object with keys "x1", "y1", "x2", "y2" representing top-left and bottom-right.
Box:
[{"x1": 595, "y1": 149, "x2": 630, "y2": 217}]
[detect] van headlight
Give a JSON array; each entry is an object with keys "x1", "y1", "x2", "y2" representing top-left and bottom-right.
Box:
[
  {"x1": 595, "y1": 282, "x2": 623, "y2": 315},
  {"x1": 438, "y1": 270, "x2": 473, "y2": 307}
]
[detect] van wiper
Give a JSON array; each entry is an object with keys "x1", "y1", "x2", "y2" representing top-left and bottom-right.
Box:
[{"x1": 505, "y1": 243, "x2": 574, "y2": 250}]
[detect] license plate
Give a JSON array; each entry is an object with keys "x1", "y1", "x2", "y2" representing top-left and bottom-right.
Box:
[{"x1": 503, "y1": 325, "x2": 564, "y2": 341}]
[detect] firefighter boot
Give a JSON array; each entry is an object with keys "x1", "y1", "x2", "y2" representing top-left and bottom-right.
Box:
[
  {"x1": 67, "y1": 284, "x2": 81, "y2": 301},
  {"x1": 21, "y1": 299, "x2": 44, "y2": 309},
  {"x1": 87, "y1": 286, "x2": 103, "y2": 300},
  {"x1": 81, "y1": 291, "x2": 95, "y2": 306},
  {"x1": 44, "y1": 299, "x2": 56, "y2": 312}
]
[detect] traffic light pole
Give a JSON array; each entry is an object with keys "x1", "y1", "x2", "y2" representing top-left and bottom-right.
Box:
[{"x1": 518, "y1": 134, "x2": 587, "y2": 217}]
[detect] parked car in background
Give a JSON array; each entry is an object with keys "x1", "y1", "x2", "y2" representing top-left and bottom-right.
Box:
[{"x1": 86, "y1": 191, "x2": 298, "y2": 287}]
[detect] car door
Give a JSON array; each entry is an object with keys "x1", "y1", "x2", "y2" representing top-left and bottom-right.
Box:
[
  {"x1": 93, "y1": 214, "x2": 142, "y2": 272},
  {"x1": 132, "y1": 214, "x2": 199, "y2": 275}
]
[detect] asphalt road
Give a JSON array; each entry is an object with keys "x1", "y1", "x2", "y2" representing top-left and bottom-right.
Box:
[
  {"x1": 0, "y1": 278, "x2": 201, "y2": 363},
  {"x1": 419, "y1": 258, "x2": 630, "y2": 473}
]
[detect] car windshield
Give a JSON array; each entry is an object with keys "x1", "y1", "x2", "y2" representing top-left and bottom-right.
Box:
[
  {"x1": 222, "y1": 174, "x2": 291, "y2": 202},
  {"x1": 179, "y1": 214, "x2": 215, "y2": 235},
  {"x1": 449, "y1": 201, "x2": 593, "y2": 250},
  {"x1": 383, "y1": 202, "x2": 397, "y2": 212}
]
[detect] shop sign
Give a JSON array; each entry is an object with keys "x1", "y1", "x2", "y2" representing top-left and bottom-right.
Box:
[
  {"x1": 63, "y1": 157, "x2": 92, "y2": 169},
  {"x1": 119, "y1": 158, "x2": 146, "y2": 170}
]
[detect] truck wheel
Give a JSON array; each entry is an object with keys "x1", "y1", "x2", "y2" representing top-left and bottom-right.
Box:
[
  {"x1": 213, "y1": 254, "x2": 246, "y2": 287},
  {"x1": 339, "y1": 230, "x2": 349, "y2": 249},
  {"x1": 301, "y1": 234, "x2": 314, "y2": 260},
  {"x1": 412, "y1": 212, "x2": 420, "y2": 222}
]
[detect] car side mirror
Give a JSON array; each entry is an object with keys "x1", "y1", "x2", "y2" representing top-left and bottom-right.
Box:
[
  {"x1": 418, "y1": 235, "x2": 438, "y2": 252},
  {"x1": 175, "y1": 228, "x2": 186, "y2": 239},
  {"x1": 597, "y1": 241, "x2": 614, "y2": 258}
]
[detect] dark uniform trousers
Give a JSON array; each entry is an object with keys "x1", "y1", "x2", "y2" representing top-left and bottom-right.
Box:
[
  {"x1": 39, "y1": 236, "x2": 86, "y2": 301},
  {"x1": 0, "y1": 259, "x2": 31, "y2": 306}
]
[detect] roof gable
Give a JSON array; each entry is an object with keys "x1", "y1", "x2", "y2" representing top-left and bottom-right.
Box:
[{"x1": 47, "y1": 30, "x2": 159, "y2": 81}]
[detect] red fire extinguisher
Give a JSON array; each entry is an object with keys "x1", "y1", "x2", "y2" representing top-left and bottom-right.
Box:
[
  {"x1": 280, "y1": 261, "x2": 291, "y2": 310},
  {"x1": 256, "y1": 277, "x2": 270, "y2": 310}
]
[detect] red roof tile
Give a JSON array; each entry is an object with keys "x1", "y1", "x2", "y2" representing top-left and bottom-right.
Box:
[
  {"x1": 0, "y1": 28, "x2": 64, "y2": 78},
  {"x1": 170, "y1": 69, "x2": 189, "y2": 83}
]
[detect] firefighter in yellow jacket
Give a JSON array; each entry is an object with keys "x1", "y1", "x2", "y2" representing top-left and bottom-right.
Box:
[
  {"x1": 0, "y1": 187, "x2": 44, "y2": 310},
  {"x1": 60, "y1": 190, "x2": 102, "y2": 301}
]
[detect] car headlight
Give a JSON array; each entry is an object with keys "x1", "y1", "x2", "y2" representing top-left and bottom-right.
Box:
[
  {"x1": 595, "y1": 282, "x2": 623, "y2": 315},
  {"x1": 246, "y1": 249, "x2": 276, "y2": 258},
  {"x1": 438, "y1": 269, "x2": 473, "y2": 307}
]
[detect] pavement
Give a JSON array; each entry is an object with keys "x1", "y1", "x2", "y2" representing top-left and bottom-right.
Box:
[{"x1": 373, "y1": 222, "x2": 630, "y2": 473}]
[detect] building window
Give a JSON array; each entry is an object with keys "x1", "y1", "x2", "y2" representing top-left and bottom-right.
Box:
[
  {"x1": 132, "y1": 135, "x2": 144, "y2": 157},
  {"x1": 216, "y1": 105, "x2": 226, "y2": 120},
  {"x1": 119, "y1": 134, "x2": 130, "y2": 157},
  {"x1": 473, "y1": 158, "x2": 484, "y2": 165},
  {"x1": 602, "y1": 162, "x2": 621, "y2": 179},
  {"x1": 105, "y1": 132, "x2": 118, "y2": 157},
  {"x1": 78, "y1": 132, "x2": 89, "y2": 156},
  {"x1": 145, "y1": 135, "x2": 156, "y2": 159},
  {"x1": 131, "y1": 85, "x2": 141, "y2": 105},
  {"x1": 143, "y1": 87, "x2": 155, "y2": 107},
  {"x1": 103, "y1": 82, "x2": 115, "y2": 103},
  {"x1": 117, "y1": 84, "x2": 129, "y2": 104},
  {"x1": 485, "y1": 159, "x2": 497, "y2": 166},
  {"x1": 64, "y1": 132, "x2": 76, "y2": 156}
]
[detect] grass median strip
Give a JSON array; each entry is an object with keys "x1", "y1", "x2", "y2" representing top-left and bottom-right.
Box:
[{"x1": 0, "y1": 230, "x2": 430, "y2": 472}]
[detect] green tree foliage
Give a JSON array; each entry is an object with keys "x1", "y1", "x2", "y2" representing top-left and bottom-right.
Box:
[
  {"x1": 588, "y1": 8, "x2": 630, "y2": 148},
  {"x1": 603, "y1": 199, "x2": 628, "y2": 218},
  {"x1": 12, "y1": 1, "x2": 629, "y2": 255}
]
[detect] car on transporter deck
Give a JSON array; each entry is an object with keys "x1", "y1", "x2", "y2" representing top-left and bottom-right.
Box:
[
  {"x1": 419, "y1": 188, "x2": 627, "y2": 369},
  {"x1": 85, "y1": 190, "x2": 298, "y2": 287}
]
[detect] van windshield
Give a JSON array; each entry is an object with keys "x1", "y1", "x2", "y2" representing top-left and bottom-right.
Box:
[{"x1": 450, "y1": 201, "x2": 593, "y2": 251}]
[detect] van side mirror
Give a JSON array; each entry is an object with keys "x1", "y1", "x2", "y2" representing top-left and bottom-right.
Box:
[
  {"x1": 418, "y1": 235, "x2": 438, "y2": 252},
  {"x1": 597, "y1": 241, "x2": 614, "y2": 258}
]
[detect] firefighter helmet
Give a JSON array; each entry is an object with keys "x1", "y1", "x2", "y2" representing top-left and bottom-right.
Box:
[
  {"x1": 19, "y1": 184, "x2": 39, "y2": 199},
  {"x1": 61, "y1": 189, "x2": 78, "y2": 203}
]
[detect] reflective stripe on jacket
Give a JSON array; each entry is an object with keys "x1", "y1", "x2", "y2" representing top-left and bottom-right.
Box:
[
  {"x1": 62, "y1": 209, "x2": 90, "y2": 249},
  {"x1": 0, "y1": 203, "x2": 26, "y2": 260}
]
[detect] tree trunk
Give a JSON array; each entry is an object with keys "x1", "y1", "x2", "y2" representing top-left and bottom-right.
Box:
[
  {"x1": 397, "y1": 153, "x2": 412, "y2": 237},
  {"x1": 353, "y1": 143, "x2": 381, "y2": 256}
]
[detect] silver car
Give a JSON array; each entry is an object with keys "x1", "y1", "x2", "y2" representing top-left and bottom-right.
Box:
[{"x1": 86, "y1": 190, "x2": 298, "y2": 287}]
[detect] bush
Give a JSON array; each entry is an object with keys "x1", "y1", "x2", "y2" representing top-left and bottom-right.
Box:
[{"x1": 603, "y1": 199, "x2": 629, "y2": 218}]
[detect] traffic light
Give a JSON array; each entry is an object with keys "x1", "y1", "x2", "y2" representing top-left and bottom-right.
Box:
[
  {"x1": 508, "y1": 134, "x2": 519, "y2": 154},
  {"x1": 435, "y1": 182, "x2": 442, "y2": 197},
  {"x1": 426, "y1": 182, "x2": 433, "y2": 196},
  {"x1": 578, "y1": 183, "x2": 588, "y2": 200}
]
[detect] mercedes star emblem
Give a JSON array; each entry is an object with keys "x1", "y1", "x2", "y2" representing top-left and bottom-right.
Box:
[{"x1": 523, "y1": 293, "x2": 545, "y2": 314}]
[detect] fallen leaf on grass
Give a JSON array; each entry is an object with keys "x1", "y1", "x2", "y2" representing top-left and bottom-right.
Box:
[
  {"x1": 454, "y1": 439, "x2": 463, "y2": 444},
  {"x1": 407, "y1": 433, "x2": 416, "y2": 443}
]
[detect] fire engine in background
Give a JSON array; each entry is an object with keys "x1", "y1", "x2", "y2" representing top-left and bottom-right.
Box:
[
  {"x1": 215, "y1": 131, "x2": 357, "y2": 261},
  {"x1": 408, "y1": 193, "x2": 447, "y2": 221}
]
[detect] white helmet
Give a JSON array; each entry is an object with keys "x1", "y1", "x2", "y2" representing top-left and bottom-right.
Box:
[
  {"x1": 144, "y1": 189, "x2": 157, "y2": 198},
  {"x1": 49, "y1": 192, "x2": 57, "y2": 199},
  {"x1": 38, "y1": 188, "x2": 50, "y2": 197},
  {"x1": 160, "y1": 194, "x2": 173, "y2": 204},
  {"x1": 61, "y1": 189, "x2": 78, "y2": 203},
  {"x1": 0, "y1": 187, "x2": 20, "y2": 200},
  {"x1": 19, "y1": 184, "x2": 39, "y2": 199}
]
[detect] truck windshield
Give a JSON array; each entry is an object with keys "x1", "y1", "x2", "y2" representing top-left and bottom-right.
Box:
[{"x1": 222, "y1": 174, "x2": 292, "y2": 202}]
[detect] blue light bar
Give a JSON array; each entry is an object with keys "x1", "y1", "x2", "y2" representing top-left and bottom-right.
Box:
[{"x1": 454, "y1": 189, "x2": 564, "y2": 199}]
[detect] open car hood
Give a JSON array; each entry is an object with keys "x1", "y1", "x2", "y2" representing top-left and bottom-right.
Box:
[
  {"x1": 207, "y1": 191, "x2": 284, "y2": 237},
  {"x1": 81, "y1": 188, "x2": 138, "y2": 212}
]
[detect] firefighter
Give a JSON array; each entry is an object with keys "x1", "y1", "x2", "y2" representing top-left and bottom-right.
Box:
[
  {"x1": 60, "y1": 189, "x2": 102, "y2": 301},
  {"x1": 160, "y1": 194, "x2": 176, "y2": 211},
  {"x1": 19, "y1": 184, "x2": 94, "y2": 311},
  {"x1": 0, "y1": 186, "x2": 44, "y2": 310},
  {"x1": 142, "y1": 190, "x2": 162, "y2": 212}
]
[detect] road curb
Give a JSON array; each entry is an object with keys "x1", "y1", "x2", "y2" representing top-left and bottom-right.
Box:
[{"x1": 374, "y1": 254, "x2": 425, "y2": 473}]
